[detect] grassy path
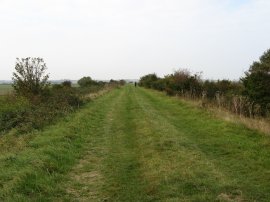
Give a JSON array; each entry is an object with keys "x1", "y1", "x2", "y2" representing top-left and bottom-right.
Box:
[{"x1": 0, "y1": 85, "x2": 269, "y2": 201}]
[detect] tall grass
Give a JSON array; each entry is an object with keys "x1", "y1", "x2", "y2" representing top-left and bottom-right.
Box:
[{"x1": 173, "y1": 95, "x2": 270, "y2": 135}]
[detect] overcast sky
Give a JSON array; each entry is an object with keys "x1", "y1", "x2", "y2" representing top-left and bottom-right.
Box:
[{"x1": 1, "y1": 0, "x2": 270, "y2": 80}]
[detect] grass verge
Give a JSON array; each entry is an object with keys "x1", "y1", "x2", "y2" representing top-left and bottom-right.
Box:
[
  {"x1": 1, "y1": 85, "x2": 269, "y2": 201},
  {"x1": 0, "y1": 88, "x2": 121, "y2": 201}
]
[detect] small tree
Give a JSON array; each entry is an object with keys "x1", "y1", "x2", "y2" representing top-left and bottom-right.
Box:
[
  {"x1": 78, "y1": 76, "x2": 96, "y2": 87},
  {"x1": 62, "y1": 80, "x2": 72, "y2": 88},
  {"x1": 242, "y1": 49, "x2": 270, "y2": 115},
  {"x1": 139, "y1": 73, "x2": 159, "y2": 88},
  {"x1": 12, "y1": 57, "x2": 50, "y2": 98},
  {"x1": 172, "y1": 69, "x2": 190, "y2": 92}
]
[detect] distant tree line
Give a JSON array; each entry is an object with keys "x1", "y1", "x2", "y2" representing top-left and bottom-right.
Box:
[{"x1": 139, "y1": 49, "x2": 270, "y2": 118}]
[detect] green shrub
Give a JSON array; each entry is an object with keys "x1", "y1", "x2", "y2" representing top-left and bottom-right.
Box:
[
  {"x1": 0, "y1": 95, "x2": 30, "y2": 132},
  {"x1": 0, "y1": 86, "x2": 83, "y2": 134}
]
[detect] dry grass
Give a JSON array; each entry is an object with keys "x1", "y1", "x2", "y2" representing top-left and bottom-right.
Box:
[
  {"x1": 66, "y1": 151, "x2": 105, "y2": 201},
  {"x1": 214, "y1": 109, "x2": 270, "y2": 135},
  {"x1": 0, "y1": 131, "x2": 34, "y2": 153},
  {"x1": 217, "y1": 192, "x2": 244, "y2": 202},
  {"x1": 175, "y1": 95, "x2": 270, "y2": 136}
]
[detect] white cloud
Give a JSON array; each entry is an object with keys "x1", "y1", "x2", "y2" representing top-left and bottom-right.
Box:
[{"x1": 0, "y1": 0, "x2": 270, "y2": 80}]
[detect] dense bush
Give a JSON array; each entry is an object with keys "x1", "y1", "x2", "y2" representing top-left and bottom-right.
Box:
[
  {"x1": 139, "y1": 74, "x2": 159, "y2": 88},
  {"x1": 1, "y1": 78, "x2": 107, "y2": 135},
  {"x1": 77, "y1": 76, "x2": 98, "y2": 88},
  {"x1": 1, "y1": 57, "x2": 125, "y2": 135},
  {"x1": 0, "y1": 85, "x2": 82, "y2": 134},
  {"x1": 242, "y1": 49, "x2": 270, "y2": 116},
  {"x1": 139, "y1": 61, "x2": 269, "y2": 118},
  {"x1": 139, "y1": 70, "x2": 204, "y2": 97},
  {"x1": 107, "y1": 79, "x2": 127, "y2": 88},
  {"x1": 0, "y1": 76, "x2": 124, "y2": 134},
  {"x1": 0, "y1": 96, "x2": 30, "y2": 132}
]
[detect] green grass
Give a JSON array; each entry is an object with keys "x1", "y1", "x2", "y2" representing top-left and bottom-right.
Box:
[
  {"x1": 0, "y1": 88, "x2": 122, "y2": 201},
  {"x1": 0, "y1": 84, "x2": 13, "y2": 95},
  {"x1": 0, "y1": 85, "x2": 269, "y2": 201}
]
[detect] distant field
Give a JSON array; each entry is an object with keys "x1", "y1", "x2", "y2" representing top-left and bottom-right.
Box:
[{"x1": 0, "y1": 84, "x2": 13, "y2": 95}]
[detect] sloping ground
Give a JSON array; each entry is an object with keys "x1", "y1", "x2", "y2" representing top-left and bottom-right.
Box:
[{"x1": 0, "y1": 85, "x2": 269, "y2": 201}]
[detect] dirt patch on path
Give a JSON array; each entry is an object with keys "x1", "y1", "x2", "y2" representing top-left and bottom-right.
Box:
[
  {"x1": 66, "y1": 150, "x2": 106, "y2": 201},
  {"x1": 217, "y1": 192, "x2": 244, "y2": 202}
]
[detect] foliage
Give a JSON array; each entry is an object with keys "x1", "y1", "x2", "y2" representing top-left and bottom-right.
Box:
[
  {"x1": 242, "y1": 49, "x2": 270, "y2": 114},
  {"x1": 167, "y1": 69, "x2": 191, "y2": 93},
  {"x1": 203, "y1": 80, "x2": 219, "y2": 99},
  {"x1": 119, "y1": 79, "x2": 126, "y2": 85},
  {"x1": 138, "y1": 66, "x2": 268, "y2": 117},
  {"x1": 138, "y1": 73, "x2": 159, "y2": 88},
  {"x1": 62, "y1": 80, "x2": 72, "y2": 88},
  {"x1": 203, "y1": 80, "x2": 243, "y2": 99},
  {"x1": 0, "y1": 80, "x2": 108, "y2": 134},
  {"x1": 12, "y1": 58, "x2": 50, "y2": 98},
  {"x1": 77, "y1": 76, "x2": 97, "y2": 87},
  {"x1": 107, "y1": 79, "x2": 127, "y2": 88},
  {"x1": 0, "y1": 96, "x2": 30, "y2": 132},
  {"x1": 139, "y1": 69, "x2": 203, "y2": 97},
  {"x1": 0, "y1": 87, "x2": 82, "y2": 134}
]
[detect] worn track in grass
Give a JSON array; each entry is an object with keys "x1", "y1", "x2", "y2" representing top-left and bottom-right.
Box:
[{"x1": 0, "y1": 85, "x2": 269, "y2": 201}]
